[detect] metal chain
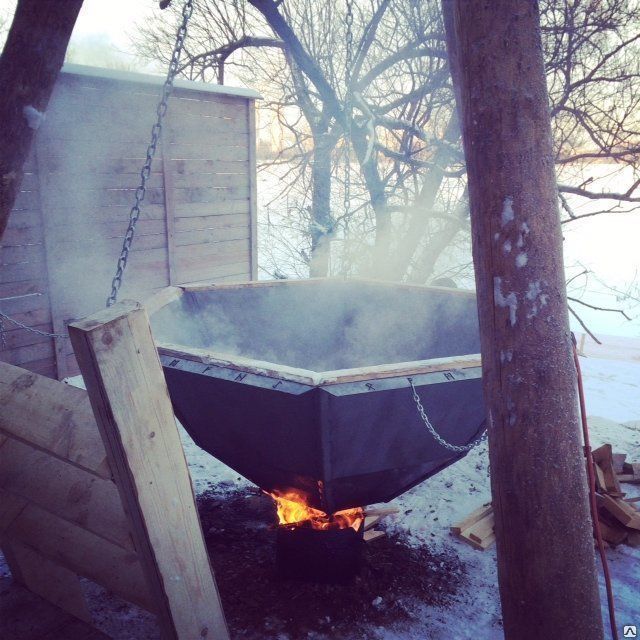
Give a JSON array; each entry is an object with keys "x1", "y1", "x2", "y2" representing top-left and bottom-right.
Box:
[
  {"x1": 408, "y1": 378, "x2": 487, "y2": 453},
  {"x1": 106, "y1": 0, "x2": 194, "y2": 307},
  {"x1": 342, "y1": 0, "x2": 354, "y2": 250},
  {"x1": 0, "y1": 309, "x2": 67, "y2": 347}
]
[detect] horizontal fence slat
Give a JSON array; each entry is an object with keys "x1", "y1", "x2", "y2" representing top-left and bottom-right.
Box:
[
  {"x1": 0, "y1": 341, "x2": 55, "y2": 366},
  {"x1": 174, "y1": 200, "x2": 251, "y2": 217},
  {"x1": 170, "y1": 159, "x2": 249, "y2": 175},
  {"x1": 0, "y1": 436, "x2": 132, "y2": 550},
  {"x1": 0, "y1": 324, "x2": 53, "y2": 350},
  {"x1": 164, "y1": 142, "x2": 249, "y2": 162},
  {"x1": 0, "y1": 279, "x2": 47, "y2": 299},
  {"x1": 0, "y1": 362, "x2": 110, "y2": 478},
  {"x1": 174, "y1": 226, "x2": 250, "y2": 247},
  {"x1": 174, "y1": 212, "x2": 249, "y2": 232},
  {"x1": 4, "y1": 498, "x2": 153, "y2": 611},
  {"x1": 0, "y1": 259, "x2": 47, "y2": 284},
  {"x1": 171, "y1": 172, "x2": 249, "y2": 189},
  {"x1": 0, "y1": 243, "x2": 46, "y2": 265}
]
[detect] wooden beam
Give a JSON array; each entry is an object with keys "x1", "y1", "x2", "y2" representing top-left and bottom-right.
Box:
[
  {"x1": 2, "y1": 494, "x2": 153, "y2": 611},
  {"x1": 0, "y1": 435, "x2": 133, "y2": 550},
  {"x1": 0, "y1": 362, "x2": 110, "y2": 479},
  {"x1": 247, "y1": 99, "x2": 258, "y2": 280},
  {"x1": 444, "y1": 1, "x2": 604, "y2": 637},
  {"x1": 69, "y1": 301, "x2": 229, "y2": 640},
  {"x1": 2, "y1": 538, "x2": 91, "y2": 623}
]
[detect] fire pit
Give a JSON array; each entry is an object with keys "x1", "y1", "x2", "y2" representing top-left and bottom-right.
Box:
[
  {"x1": 272, "y1": 490, "x2": 365, "y2": 583},
  {"x1": 148, "y1": 278, "x2": 484, "y2": 514}
]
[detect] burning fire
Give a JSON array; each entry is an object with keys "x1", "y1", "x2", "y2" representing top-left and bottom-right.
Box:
[{"x1": 268, "y1": 490, "x2": 364, "y2": 531}]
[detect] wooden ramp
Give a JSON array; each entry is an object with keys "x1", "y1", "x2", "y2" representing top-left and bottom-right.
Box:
[{"x1": 0, "y1": 301, "x2": 229, "y2": 639}]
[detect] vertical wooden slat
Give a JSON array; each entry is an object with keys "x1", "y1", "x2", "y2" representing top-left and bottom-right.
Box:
[
  {"x1": 161, "y1": 141, "x2": 177, "y2": 285},
  {"x1": 35, "y1": 141, "x2": 68, "y2": 380},
  {"x1": 247, "y1": 98, "x2": 259, "y2": 280},
  {"x1": 68, "y1": 301, "x2": 229, "y2": 640}
]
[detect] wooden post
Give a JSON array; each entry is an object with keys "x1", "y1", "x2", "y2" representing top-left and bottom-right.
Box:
[
  {"x1": 444, "y1": 2, "x2": 604, "y2": 638},
  {"x1": 248, "y1": 98, "x2": 259, "y2": 280},
  {"x1": 69, "y1": 302, "x2": 229, "y2": 640}
]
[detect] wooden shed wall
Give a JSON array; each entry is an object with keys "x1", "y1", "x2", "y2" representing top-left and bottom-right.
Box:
[{"x1": 0, "y1": 68, "x2": 258, "y2": 380}]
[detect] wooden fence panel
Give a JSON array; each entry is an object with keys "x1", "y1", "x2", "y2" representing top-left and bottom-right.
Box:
[{"x1": 1, "y1": 67, "x2": 258, "y2": 378}]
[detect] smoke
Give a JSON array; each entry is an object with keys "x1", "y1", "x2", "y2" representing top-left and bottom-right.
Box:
[{"x1": 150, "y1": 280, "x2": 481, "y2": 373}]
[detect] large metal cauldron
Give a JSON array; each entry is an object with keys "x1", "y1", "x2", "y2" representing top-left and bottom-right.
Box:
[{"x1": 148, "y1": 279, "x2": 484, "y2": 513}]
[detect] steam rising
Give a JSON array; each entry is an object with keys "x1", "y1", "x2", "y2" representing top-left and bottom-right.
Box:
[{"x1": 151, "y1": 281, "x2": 481, "y2": 372}]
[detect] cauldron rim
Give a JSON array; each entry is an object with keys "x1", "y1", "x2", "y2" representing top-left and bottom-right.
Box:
[{"x1": 147, "y1": 278, "x2": 481, "y2": 387}]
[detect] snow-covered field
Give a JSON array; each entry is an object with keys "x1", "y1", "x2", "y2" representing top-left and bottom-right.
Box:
[{"x1": 2, "y1": 349, "x2": 638, "y2": 639}]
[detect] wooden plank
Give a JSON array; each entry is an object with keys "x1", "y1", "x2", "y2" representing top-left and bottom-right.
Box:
[
  {"x1": 363, "y1": 530, "x2": 385, "y2": 543},
  {"x1": 39, "y1": 154, "x2": 163, "y2": 175},
  {"x1": 597, "y1": 494, "x2": 640, "y2": 529},
  {"x1": 597, "y1": 520, "x2": 627, "y2": 546},
  {"x1": 450, "y1": 503, "x2": 493, "y2": 535},
  {"x1": 0, "y1": 278, "x2": 47, "y2": 299},
  {"x1": 171, "y1": 172, "x2": 249, "y2": 189},
  {"x1": 460, "y1": 531, "x2": 496, "y2": 551},
  {"x1": 143, "y1": 286, "x2": 183, "y2": 316},
  {"x1": 174, "y1": 226, "x2": 250, "y2": 247},
  {"x1": 1, "y1": 538, "x2": 92, "y2": 622},
  {"x1": 3, "y1": 497, "x2": 153, "y2": 611},
  {"x1": 468, "y1": 511, "x2": 496, "y2": 544},
  {"x1": 162, "y1": 147, "x2": 177, "y2": 285},
  {"x1": 172, "y1": 185, "x2": 251, "y2": 205},
  {"x1": 174, "y1": 200, "x2": 251, "y2": 217},
  {"x1": 69, "y1": 302, "x2": 229, "y2": 640},
  {"x1": 36, "y1": 143, "x2": 69, "y2": 380},
  {"x1": 592, "y1": 444, "x2": 621, "y2": 494},
  {"x1": 0, "y1": 324, "x2": 53, "y2": 350},
  {"x1": 612, "y1": 453, "x2": 627, "y2": 475},
  {"x1": 0, "y1": 362, "x2": 110, "y2": 479},
  {"x1": 0, "y1": 225, "x2": 43, "y2": 248},
  {"x1": 0, "y1": 491, "x2": 28, "y2": 534},
  {"x1": 0, "y1": 436, "x2": 133, "y2": 550},
  {"x1": 0, "y1": 341, "x2": 55, "y2": 367},
  {"x1": 0, "y1": 243, "x2": 46, "y2": 265},
  {"x1": 248, "y1": 99, "x2": 258, "y2": 280},
  {"x1": 173, "y1": 212, "x2": 249, "y2": 233},
  {"x1": 164, "y1": 142, "x2": 249, "y2": 162},
  {"x1": 170, "y1": 159, "x2": 249, "y2": 175},
  {"x1": 0, "y1": 258, "x2": 47, "y2": 284}
]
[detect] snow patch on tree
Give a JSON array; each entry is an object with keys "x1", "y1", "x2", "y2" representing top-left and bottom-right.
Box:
[
  {"x1": 494, "y1": 276, "x2": 518, "y2": 326},
  {"x1": 22, "y1": 105, "x2": 45, "y2": 130},
  {"x1": 501, "y1": 196, "x2": 514, "y2": 226}
]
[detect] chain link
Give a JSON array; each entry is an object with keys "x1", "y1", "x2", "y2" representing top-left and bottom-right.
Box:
[
  {"x1": 0, "y1": 310, "x2": 67, "y2": 347},
  {"x1": 106, "y1": 0, "x2": 194, "y2": 307},
  {"x1": 408, "y1": 377, "x2": 487, "y2": 453}
]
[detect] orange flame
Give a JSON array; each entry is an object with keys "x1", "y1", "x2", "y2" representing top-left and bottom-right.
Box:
[{"x1": 268, "y1": 490, "x2": 364, "y2": 531}]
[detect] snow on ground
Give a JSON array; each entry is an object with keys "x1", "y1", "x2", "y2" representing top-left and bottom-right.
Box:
[
  {"x1": 2, "y1": 354, "x2": 638, "y2": 639},
  {"x1": 179, "y1": 353, "x2": 640, "y2": 639}
]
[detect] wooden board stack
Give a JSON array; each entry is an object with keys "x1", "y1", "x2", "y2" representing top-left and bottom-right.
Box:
[
  {"x1": 450, "y1": 503, "x2": 495, "y2": 551},
  {"x1": 451, "y1": 444, "x2": 640, "y2": 552},
  {"x1": 592, "y1": 444, "x2": 640, "y2": 547},
  {"x1": 362, "y1": 507, "x2": 399, "y2": 542}
]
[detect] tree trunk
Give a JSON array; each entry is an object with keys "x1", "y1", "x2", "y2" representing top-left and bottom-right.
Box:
[
  {"x1": 0, "y1": 0, "x2": 83, "y2": 241},
  {"x1": 309, "y1": 132, "x2": 333, "y2": 277},
  {"x1": 446, "y1": 1, "x2": 604, "y2": 638}
]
